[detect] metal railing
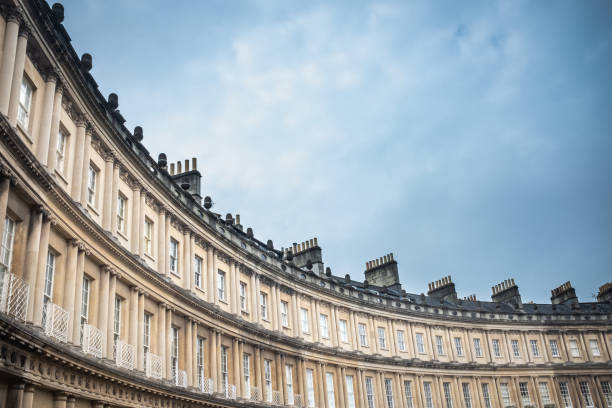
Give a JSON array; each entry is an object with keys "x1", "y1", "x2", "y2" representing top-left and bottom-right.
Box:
[
  {"x1": 175, "y1": 369, "x2": 187, "y2": 388},
  {"x1": 145, "y1": 352, "x2": 163, "y2": 379},
  {"x1": 249, "y1": 386, "x2": 261, "y2": 401},
  {"x1": 43, "y1": 301, "x2": 70, "y2": 343},
  {"x1": 223, "y1": 383, "x2": 237, "y2": 400},
  {"x1": 200, "y1": 377, "x2": 215, "y2": 394},
  {"x1": 272, "y1": 390, "x2": 283, "y2": 406},
  {"x1": 0, "y1": 271, "x2": 29, "y2": 322},
  {"x1": 81, "y1": 324, "x2": 103, "y2": 358},
  {"x1": 294, "y1": 394, "x2": 304, "y2": 407},
  {"x1": 115, "y1": 340, "x2": 136, "y2": 370}
]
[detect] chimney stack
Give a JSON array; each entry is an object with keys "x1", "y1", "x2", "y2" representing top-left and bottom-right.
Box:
[
  {"x1": 427, "y1": 275, "x2": 456, "y2": 301},
  {"x1": 364, "y1": 253, "x2": 401, "y2": 291},
  {"x1": 491, "y1": 278, "x2": 522, "y2": 308}
]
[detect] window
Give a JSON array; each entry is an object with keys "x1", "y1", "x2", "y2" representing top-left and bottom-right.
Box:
[
  {"x1": 221, "y1": 346, "x2": 228, "y2": 395},
  {"x1": 260, "y1": 292, "x2": 268, "y2": 320},
  {"x1": 454, "y1": 337, "x2": 464, "y2": 356},
  {"x1": 384, "y1": 378, "x2": 394, "y2": 408},
  {"x1": 519, "y1": 382, "x2": 530, "y2": 405},
  {"x1": 113, "y1": 296, "x2": 122, "y2": 359},
  {"x1": 301, "y1": 308, "x2": 309, "y2": 333},
  {"x1": 473, "y1": 338, "x2": 482, "y2": 357},
  {"x1": 559, "y1": 382, "x2": 573, "y2": 408},
  {"x1": 285, "y1": 365, "x2": 294, "y2": 405},
  {"x1": 168, "y1": 238, "x2": 178, "y2": 273},
  {"x1": 404, "y1": 380, "x2": 414, "y2": 408},
  {"x1": 550, "y1": 339, "x2": 560, "y2": 357},
  {"x1": 239, "y1": 282, "x2": 247, "y2": 311},
  {"x1": 358, "y1": 323, "x2": 368, "y2": 346},
  {"x1": 339, "y1": 319, "x2": 348, "y2": 342},
  {"x1": 17, "y1": 77, "x2": 33, "y2": 128},
  {"x1": 143, "y1": 313, "x2": 151, "y2": 367},
  {"x1": 492, "y1": 339, "x2": 501, "y2": 357},
  {"x1": 141, "y1": 220, "x2": 152, "y2": 256},
  {"x1": 326, "y1": 372, "x2": 335, "y2": 408},
  {"x1": 243, "y1": 353, "x2": 250, "y2": 398},
  {"x1": 462, "y1": 383, "x2": 472, "y2": 408},
  {"x1": 539, "y1": 382, "x2": 552, "y2": 405},
  {"x1": 117, "y1": 195, "x2": 126, "y2": 234},
  {"x1": 197, "y1": 337, "x2": 204, "y2": 387},
  {"x1": 579, "y1": 381, "x2": 594, "y2": 407},
  {"x1": 378, "y1": 327, "x2": 387, "y2": 349},
  {"x1": 397, "y1": 330, "x2": 406, "y2": 351},
  {"x1": 416, "y1": 333, "x2": 425, "y2": 353},
  {"x1": 511, "y1": 339, "x2": 520, "y2": 357},
  {"x1": 569, "y1": 339, "x2": 580, "y2": 357},
  {"x1": 217, "y1": 270, "x2": 226, "y2": 300},
  {"x1": 306, "y1": 369, "x2": 315, "y2": 408},
  {"x1": 423, "y1": 382, "x2": 434, "y2": 408},
  {"x1": 281, "y1": 301, "x2": 289, "y2": 327},
  {"x1": 42, "y1": 251, "x2": 56, "y2": 326},
  {"x1": 435, "y1": 335, "x2": 444, "y2": 355},
  {"x1": 589, "y1": 339, "x2": 601, "y2": 356},
  {"x1": 0, "y1": 217, "x2": 15, "y2": 273},
  {"x1": 500, "y1": 383, "x2": 511, "y2": 407},
  {"x1": 264, "y1": 359, "x2": 272, "y2": 401},
  {"x1": 529, "y1": 339, "x2": 540, "y2": 357},
  {"x1": 320, "y1": 314, "x2": 329, "y2": 338},
  {"x1": 365, "y1": 376, "x2": 375, "y2": 408},
  {"x1": 481, "y1": 383, "x2": 492, "y2": 408},
  {"x1": 194, "y1": 256, "x2": 203, "y2": 288},
  {"x1": 345, "y1": 376, "x2": 356, "y2": 408},
  {"x1": 56, "y1": 130, "x2": 67, "y2": 173},
  {"x1": 600, "y1": 381, "x2": 612, "y2": 407},
  {"x1": 87, "y1": 165, "x2": 97, "y2": 205},
  {"x1": 443, "y1": 382, "x2": 453, "y2": 408},
  {"x1": 79, "y1": 277, "x2": 91, "y2": 344}
]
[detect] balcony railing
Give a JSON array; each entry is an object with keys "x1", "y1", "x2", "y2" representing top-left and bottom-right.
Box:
[
  {"x1": 43, "y1": 301, "x2": 70, "y2": 343},
  {"x1": 145, "y1": 352, "x2": 163, "y2": 380},
  {"x1": 200, "y1": 377, "x2": 215, "y2": 394},
  {"x1": 272, "y1": 390, "x2": 283, "y2": 406},
  {"x1": 293, "y1": 394, "x2": 304, "y2": 408},
  {"x1": 223, "y1": 383, "x2": 236, "y2": 400},
  {"x1": 115, "y1": 340, "x2": 136, "y2": 370},
  {"x1": 175, "y1": 369, "x2": 187, "y2": 388},
  {"x1": 248, "y1": 386, "x2": 260, "y2": 401},
  {"x1": 81, "y1": 324, "x2": 103, "y2": 358},
  {"x1": 0, "y1": 271, "x2": 29, "y2": 322}
]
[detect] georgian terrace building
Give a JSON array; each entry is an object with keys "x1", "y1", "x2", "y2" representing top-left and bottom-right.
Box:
[{"x1": 0, "y1": 1, "x2": 611, "y2": 408}]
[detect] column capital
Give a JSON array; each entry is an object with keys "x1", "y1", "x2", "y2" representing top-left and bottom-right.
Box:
[
  {"x1": 53, "y1": 391, "x2": 68, "y2": 401},
  {"x1": 44, "y1": 69, "x2": 59, "y2": 84}
]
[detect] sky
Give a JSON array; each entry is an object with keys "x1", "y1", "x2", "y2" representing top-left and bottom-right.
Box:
[{"x1": 56, "y1": 0, "x2": 612, "y2": 303}]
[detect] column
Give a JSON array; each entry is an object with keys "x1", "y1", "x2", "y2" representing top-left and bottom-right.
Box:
[
  {"x1": 255, "y1": 346, "x2": 262, "y2": 395},
  {"x1": 110, "y1": 160, "x2": 119, "y2": 232},
  {"x1": 105, "y1": 271, "x2": 117, "y2": 359},
  {"x1": 390, "y1": 320, "x2": 398, "y2": 355},
  {"x1": 138, "y1": 189, "x2": 146, "y2": 257},
  {"x1": 0, "y1": 14, "x2": 20, "y2": 115},
  {"x1": 66, "y1": 396, "x2": 75, "y2": 408},
  {"x1": 271, "y1": 284, "x2": 278, "y2": 330},
  {"x1": 157, "y1": 303, "x2": 166, "y2": 373},
  {"x1": 522, "y1": 332, "x2": 532, "y2": 363},
  {"x1": 130, "y1": 184, "x2": 140, "y2": 252},
  {"x1": 397, "y1": 373, "x2": 407, "y2": 408},
  {"x1": 185, "y1": 318, "x2": 193, "y2": 387},
  {"x1": 275, "y1": 352, "x2": 284, "y2": 401},
  {"x1": 189, "y1": 233, "x2": 195, "y2": 291},
  {"x1": 446, "y1": 327, "x2": 454, "y2": 361},
  {"x1": 229, "y1": 261, "x2": 236, "y2": 313},
  {"x1": 79, "y1": 125, "x2": 92, "y2": 206},
  {"x1": 62, "y1": 238, "x2": 78, "y2": 344},
  {"x1": 239, "y1": 340, "x2": 245, "y2": 398},
  {"x1": 70, "y1": 118, "x2": 86, "y2": 201},
  {"x1": 330, "y1": 305, "x2": 338, "y2": 346},
  {"x1": 209, "y1": 329, "x2": 217, "y2": 385},
  {"x1": 53, "y1": 392, "x2": 67, "y2": 408},
  {"x1": 233, "y1": 338, "x2": 241, "y2": 396},
  {"x1": 97, "y1": 268, "x2": 110, "y2": 357},
  {"x1": 129, "y1": 287, "x2": 138, "y2": 350},
  {"x1": 356, "y1": 369, "x2": 364, "y2": 408},
  {"x1": 216, "y1": 331, "x2": 222, "y2": 390},
  {"x1": 157, "y1": 208, "x2": 166, "y2": 274},
  {"x1": 338, "y1": 367, "x2": 346, "y2": 408},
  {"x1": 23, "y1": 207, "x2": 43, "y2": 321},
  {"x1": 349, "y1": 310, "x2": 357, "y2": 350},
  {"x1": 164, "y1": 211, "x2": 171, "y2": 275},
  {"x1": 369, "y1": 315, "x2": 379, "y2": 353},
  {"x1": 137, "y1": 291, "x2": 145, "y2": 371},
  {"x1": 71, "y1": 248, "x2": 85, "y2": 344},
  {"x1": 101, "y1": 155, "x2": 114, "y2": 229},
  {"x1": 314, "y1": 300, "x2": 321, "y2": 341},
  {"x1": 206, "y1": 246, "x2": 214, "y2": 302},
  {"x1": 165, "y1": 307, "x2": 173, "y2": 379},
  {"x1": 250, "y1": 272, "x2": 259, "y2": 322},
  {"x1": 183, "y1": 228, "x2": 190, "y2": 289},
  {"x1": 192, "y1": 321, "x2": 198, "y2": 387},
  {"x1": 318, "y1": 363, "x2": 326, "y2": 408},
  {"x1": 376, "y1": 372, "x2": 385, "y2": 408},
  {"x1": 22, "y1": 383, "x2": 35, "y2": 408},
  {"x1": 6, "y1": 383, "x2": 24, "y2": 408},
  {"x1": 297, "y1": 358, "x2": 305, "y2": 400},
  {"x1": 212, "y1": 249, "x2": 219, "y2": 305},
  {"x1": 0, "y1": 177, "x2": 11, "y2": 239},
  {"x1": 8, "y1": 28, "x2": 29, "y2": 124},
  {"x1": 46, "y1": 85, "x2": 64, "y2": 171},
  {"x1": 35, "y1": 73, "x2": 58, "y2": 163},
  {"x1": 291, "y1": 292, "x2": 298, "y2": 336},
  {"x1": 281, "y1": 355, "x2": 287, "y2": 404}
]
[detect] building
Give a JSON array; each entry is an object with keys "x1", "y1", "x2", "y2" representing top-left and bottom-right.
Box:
[{"x1": 0, "y1": 1, "x2": 611, "y2": 407}]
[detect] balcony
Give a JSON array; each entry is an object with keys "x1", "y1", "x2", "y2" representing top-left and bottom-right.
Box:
[
  {"x1": 0, "y1": 271, "x2": 29, "y2": 322},
  {"x1": 272, "y1": 390, "x2": 283, "y2": 406},
  {"x1": 223, "y1": 383, "x2": 237, "y2": 400},
  {"x1": 115, "y1": 340, "x2": 136, "y2": 370},
  {"x1": 145, "y1": 352, "x2": 163, "y2": 380},
  {"x1": 293, "y1": 394, "x2": 304, "y2": 408},
  {"x1": 175, "y1": 369, "x2": 187, "y2": 388},
  {"x1": 248, "y1": 386, "x2": 261, "y2": 402},
  {"x1": 81, "y1": 324, "x2": 103, "y2": 358},
  {"x1": 200, "y1": 377, "x2": 215, "y2": 395},
  {"x1": 43, "y1": 301, "x2": 70, "y2": 343}
]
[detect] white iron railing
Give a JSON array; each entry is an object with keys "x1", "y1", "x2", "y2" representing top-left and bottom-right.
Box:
[
  {"x1": 200, "y1": 377, "x2": 215, "y2": 394},
  {"x1": 115, "y1": 340, "x2": 136, "y2": 370},
  {"x1": 294, "y1": 394, "x2": 304, "y2": 408},
  {"x1": 272, "y1": 390, "x2": 283, "y2": 406},
  {"x1": 43, "y1": 302, "x2": 70, "y2": 343},
  {"x1": 0, "y1": 271, "x2": 29, "y2": 322},
  {"x1": 175, "y1": 369, "x2": 187, "y2": 388},
  {"x1": 81, "y1": 324, "x2": 103, "y2": 358},
  {"x1": 223, "y1": 383, "x2": 236, "y2": 400},
  {"x1": 249, "y1": 386, "x2": 260, "y2": 401},
  {"x1": 145, "y1": 352, "x2": 163, "y2": 379}
]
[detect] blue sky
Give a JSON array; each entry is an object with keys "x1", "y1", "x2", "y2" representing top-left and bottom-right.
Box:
[{"x1": 57, "y1": 0, "x2": 612, "y2": 303}]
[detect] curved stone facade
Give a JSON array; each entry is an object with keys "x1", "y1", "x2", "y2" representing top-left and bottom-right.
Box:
[{"x1": 0, "y1": 1, "x2": 611, "y2": 408}]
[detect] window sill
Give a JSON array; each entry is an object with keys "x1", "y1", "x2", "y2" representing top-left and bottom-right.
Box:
[
  {"x1": 170, "y1": 271, "x2": 181, "y2": 278},
  {"x1": 16, "y1": 122, "x2": 34, "y2": 144},
  {"x1": 218, "y1": 298, "x2": 228, "y2": 305},
  {"x1": 195, "y1": 286, "x2": 206, "y2": 295},
  {"x1": 144, "y1": 253, "x2": 156, "y2": 263},
  {"x1": 87, "y1": 202, "x2": 100, "y2": 216},
  {"x1": 241, "y1": 309, "x2": 249, "y2": 316},
  {"x1": 117, "y1": 230, "x2": 128, "y2": 241},
  {"x1": 54, "y1": 169, "x2": 69, "y2": 185}
]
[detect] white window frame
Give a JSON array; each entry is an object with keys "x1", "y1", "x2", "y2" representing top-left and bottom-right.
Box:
[
  {"x1": 559, "y1": 382, "x2": 573, "y2": 408},
  {"x1": 117, "y1": 195, "x2": 127, "y2": 234},
  {"x1": 589, "y1": 339, "x2": 601, "y2": 357},
  {"x1": 416, "y1": 333, "x2": 425, "y2": 353},
  {"x1": 280, "y1": 300, "x2": 289, "y2": 327},
  {"x1": 579, "y1": 381, "x2": 594, "y2": 407},
  {"x1": 17, "y1": 77, "x2": 33, "y2": 128},
  {"x1": 365, "y1": 376, "x2": 375, "y2": 408},
  {"x1": 260, "y1": 292, "x2": 268, "y2": 320},
  {"x1": 169, "y1": 238, "x2": 178, "y2": 274},
  {"x1": 339, "y1": 319, "x2": 348, "y2": 343},
  {"x1": 482, "y1": 383, "x2": 492, "y2": 408},
  {"x1": 454, "y1": 337, "x2": 464, "y2": 356},
  {"x1": 600, "y1": 381, "x2": 612, "y2": 408},
  {"x1": 492, "y1": 339, "x2": 502, "y2": 357},
  {"x1": 42, "y1": 251, "x2": 56, "y2": 326},
  {"x1": 285, "y1": 364, "x2": 294, "y2": 405},
  {"x1": 1, "y1": 217, "x2": 16, "y2": 273},
  {"x1": 239, "y1": 281, "x2": 247, "y2": 311},
  {"x1": 539, "y1": 382, "x2": 552, "y2": 405},
  {"x1": 326, "y1": 372, "x2": 336, "y2": 408},
  {"x1": 194, "y1": 256, "x2": 202, "y2": 288},
  {"x1": 217, "y1": 270, "x2": 225, "y2": 300},
  {"x1": 511, "y1": 339, "x2": 520, "y2": 357},
  {"x1": 144, "y1": 219, "x2": 153, "y2": 256},
  {"x1": 519, "y1": 382, "x2": 530, "y2": 406},
  {"x1": 397, "y1": 330, "x2": 406, "y2": 351},
  {"x1": 301, "y1": 308, "x2": 309, "y2": 333},
  {"x1": 569, "y1": 339, "x2": 580, "y2": 357},
  {"x1": 56, "y1": 129, "x2": 67, "y2": 174},
  {"x1": 473, "y1": 338, "x2": 482, "y2": 357},
  {"x1": 87, "y1": 165, "x2": 97, "y2": 206},
  {"x1": 143, "y1": 313, "x2": 151, "y2": 366},
  {"x1": 320, "y1": 314, "x2": 329, "y2": 338},
  {"x1": 424, "y1": 382, "x2": 434, "y2": 408},
  {"x1": 346, "y1": 375, "x2": 356, "y2": 408},
  {"x1": 378, "y1": 327, "x2": 387, "y2": 349},
  {"x1": 264, "y1": 359, "x2": 272, "y2": 401},
  {"x1": 113, "y1": 296, "x2": 122, "y2": 359},
  {"x1": 550, "y1": 339, "x2": 560, "y2": 357},
  {"x1": 385, "y1": 378, "x2": 395, "y2": 408},
  {"x1": 404, "y1": 380, "x2": 414, "y2": 408},
  {"x1": 306, "y1": 368, "x2": 316, "y2": 408},
  {"x1": 435, "y1": 335, "x2": 444, "y2": 355},
  {"x1": 443, "y1": 382, "x2": 453, "y2": 408},
  {"x1": 197, "y1": 337, "x2": 205, "y2": 386},
  {"x1": 530, "y1": 339, "x2": 540, "y2": 357},
  {"x1": 359, "y1": 323, "x2": 368, "y2": 346},
  {"x1": 500, "y1": 383, "x2": 512, "y2": 407},
  {"x1": 462, "y1": 383, "x2": 472, "y2": 408},
  {"x1": 79, "y1": 277, "x2": 91, "y2": 344},
  {"x1": 221, "y1": 346, "x2": 228, "y2": 394},
  {"x1": 243, "y1": 353, "x2": 250, "y2": 397}
]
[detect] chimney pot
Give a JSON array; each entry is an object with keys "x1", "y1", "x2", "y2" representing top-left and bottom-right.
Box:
[
  {"x1": 192, "y1": 157, "x2": 197, "y2": 170},
  {"x1": 185, "y1": 159, "x2": 189, "y2": 172},
  {"x1": 170, "y1": 163, "x2": 175, "y2": 175},
  {"x1": 177, "y1": 161, "x2": 182, "y2": 173}
]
